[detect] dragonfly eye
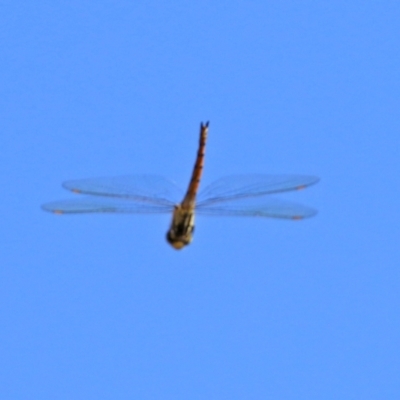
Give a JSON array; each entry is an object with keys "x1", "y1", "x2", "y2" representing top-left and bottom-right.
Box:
[{"x1": 166, "y1": 230, "x2": 192, "y2": 250}]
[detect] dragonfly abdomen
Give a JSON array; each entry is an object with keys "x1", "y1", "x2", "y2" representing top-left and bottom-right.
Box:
[{"x1": 182, "y1": 122, "x2": 209, "y2": 207}]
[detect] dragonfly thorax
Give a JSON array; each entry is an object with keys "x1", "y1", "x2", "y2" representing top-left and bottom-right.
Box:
[{"x1": 166, "y1": 204, "x2": 195, "y2": 250}]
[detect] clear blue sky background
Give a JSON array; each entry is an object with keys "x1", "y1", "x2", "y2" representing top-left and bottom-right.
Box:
[{"x1": 2, "y1": 1, "x2": 399, "y2": 399}]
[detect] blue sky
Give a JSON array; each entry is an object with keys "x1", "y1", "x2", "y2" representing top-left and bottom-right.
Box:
[{"x1": 2, "y1": 1, "x2": 400, "y2": 398}]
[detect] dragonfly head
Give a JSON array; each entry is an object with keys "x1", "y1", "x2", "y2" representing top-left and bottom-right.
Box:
[
  {"x1": 166, "y1": 205, "x2": 195, "y2": 250},
  {"x1": 166, "y1": 235, "x2": 191, "y2": 250}
]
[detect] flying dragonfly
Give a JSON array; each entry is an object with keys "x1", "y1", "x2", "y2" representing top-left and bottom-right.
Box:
[{"x1": 42, "y1": 122, "x2": 319, "y2": 249}]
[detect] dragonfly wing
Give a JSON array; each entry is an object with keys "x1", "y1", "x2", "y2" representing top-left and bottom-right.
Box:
[
  {"x1": 198, "y1": 174, "x2": 319, "y2": 206},
  {"x1": 42, "y1": 196, "x2": 173, "y2": 215},
  {"x1": 196, "y1": 197, "x2": 317, "y2": 220},
  {"x1": 62, "y1": 175, "x2": 183, "y2": 206}
]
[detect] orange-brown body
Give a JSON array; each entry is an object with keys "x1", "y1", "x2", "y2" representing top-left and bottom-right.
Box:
[{"x1": 166, "y1": 122, "x2": 208, "y2": 249}]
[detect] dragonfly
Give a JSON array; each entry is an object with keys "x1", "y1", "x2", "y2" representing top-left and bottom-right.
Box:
[{"x1": 42, "y1": 122, "x2": 319, "y2": 249}]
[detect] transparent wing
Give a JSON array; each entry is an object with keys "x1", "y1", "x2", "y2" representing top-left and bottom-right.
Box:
[
  {"x1": 41, "y1": 196, "x2": 174, "y2": 215},
  {"x1": 62, "y1": 175, "x2": 183, "y2": 206},
  {"x1": 196, "y1": 197, "x2": 317, "y2": 220},
  {"x1": 198, "y1": 174, "x2": 319, "y2": 206}
]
